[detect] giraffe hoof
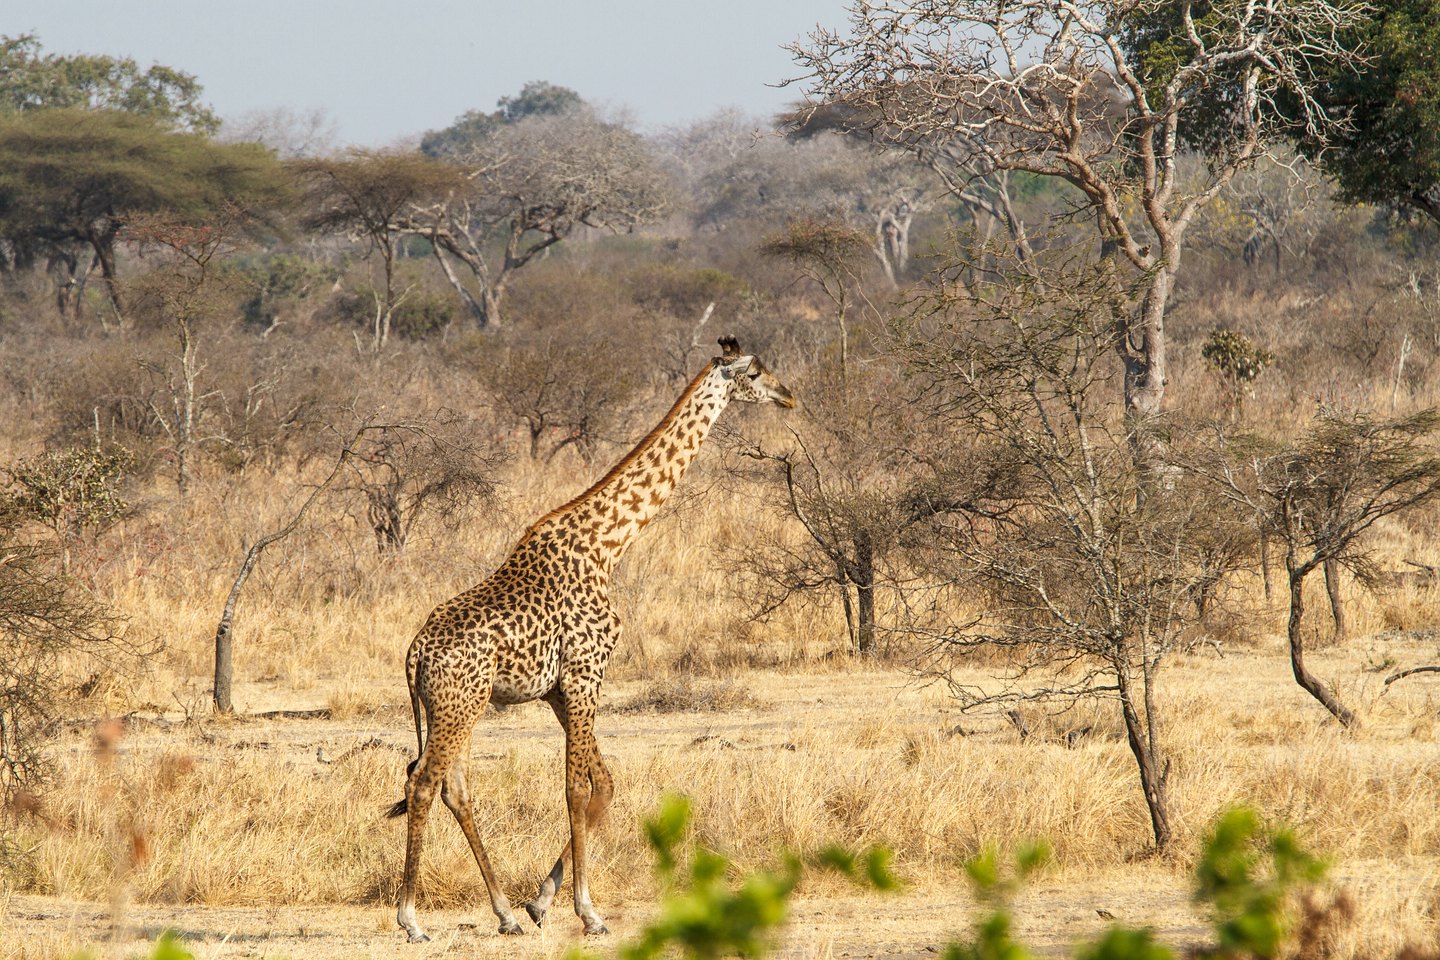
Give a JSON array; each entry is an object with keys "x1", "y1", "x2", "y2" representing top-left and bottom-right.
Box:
[
  {"x1": 523, "y1": 902, "x2": 546, "y2": 927},
  {"x1": 583, "y1": 922, "x2": 610, "y2": 936},
  {"x1": 498, "y1": 920, "x2": 524, "y2": 936},
  {"x1": 406, "y1": 932, "x2": 431, "y2": 944}
]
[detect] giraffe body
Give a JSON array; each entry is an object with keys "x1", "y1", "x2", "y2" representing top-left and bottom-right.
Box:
[{"x1": 391, "y1": 338, "x2": 793, "y2": 942}]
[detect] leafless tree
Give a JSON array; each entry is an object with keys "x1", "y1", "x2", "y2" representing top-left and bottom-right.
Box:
[
  {"x1": 219, "y1": 106, "x2": 339, "y2": 160},
  {"x1": 895, "y1": 251, "x2": 1253, "y2": 851},
  {"x1": 396, "y1": 111, "x2": 670, "y2": 329},
  {"x1": 125, "y1": 207, "x2": 253, "y2": 495},
  {"x1": 475, "y1": 335, "x2": 647, "y2": 466},
  {"x1": 337, "y1": 410, "x2": 504, "y2": 554},
  {"x1": 0, "y1": 500, "x2": 131, "y2": 813},
  {"x1": 762, "y1": 217, "x2": 876, "y2": 382},
  {"x1": 682, "y1": 129, "x2": 941, "y2": 286},
  {"x1": 789, "y1": 0, "x2": 1368, "y2": 426},
  {"x1": 732, "y1": 360, "x2": 933, "y2": 656}
]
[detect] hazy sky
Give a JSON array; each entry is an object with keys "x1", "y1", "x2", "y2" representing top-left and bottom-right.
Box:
[{"x1": 6, "y1": 1, "x2": 853, "y2": 146}]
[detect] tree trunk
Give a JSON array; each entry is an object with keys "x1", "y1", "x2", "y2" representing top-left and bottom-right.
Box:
[
  {"x1": 430, "y1": 244, "x2": 488, "y2": 329},
  {"x1": 91, "y1": 234, "x2": 125, "y2": 327},
  {"x1": 1116, "y1": 661, "x2": 1171, "y2": 851},
  {"x1": 481, "y1": 285, "x2": 503, "y2": 330},
  {"x1": 1260, "y1": 530, "x2": 1272, "y2": 600},
  {"x1": 212, "y1": 430, "x2": 366, "y2": 714},
  {"x1": 1286, "y1": 566, "x2": 1357, "y2": 726},
  {"x1": 1121, "y1": 271, "x2": 1170, "y2": 425},
  {"x1": 855, "y1": 532, "x2": 876, "y2": 656},
  {"x1": 1323, "y1": 557, "x2": 1347, "y2": 643}
]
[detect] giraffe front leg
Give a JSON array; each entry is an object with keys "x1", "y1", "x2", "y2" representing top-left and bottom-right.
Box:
[{"x1": 442, "y1": 760, "x2": 525, "y2": 935}]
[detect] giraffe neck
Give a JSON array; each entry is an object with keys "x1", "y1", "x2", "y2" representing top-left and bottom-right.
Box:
[{"x1": 530, "y1": 362, "x2": 731, "y2": 572}]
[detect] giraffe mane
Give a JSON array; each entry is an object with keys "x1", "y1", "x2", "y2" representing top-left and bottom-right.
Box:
[{"x1": 522, "y1": 357, "x2": 721, "y2": 535}]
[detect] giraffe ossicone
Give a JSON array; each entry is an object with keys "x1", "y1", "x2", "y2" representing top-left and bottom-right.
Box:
[{"x1": 390, "y1": 337, "x2": 794, "y2": 942}]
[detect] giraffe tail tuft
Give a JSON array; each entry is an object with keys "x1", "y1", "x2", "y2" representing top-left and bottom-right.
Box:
[{"x1": 386, "y1": 758, "x2": 419, "y2": 818}]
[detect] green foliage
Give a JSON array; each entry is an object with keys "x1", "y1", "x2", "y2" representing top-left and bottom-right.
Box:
[
  {"x1": 390, "y1": 289, "x2": 457, "y2": 340},
  {"x1": 584, "y1": 795, "x2": 897, "y2": 960},
  {"x1": 939, "y1": 843, "x2": 1053, "y2": 960},
  {"x1": 1202, "y1": 329, "x2": 1274, "y2": 385},
  {"x1": 0, "y1": 108, "x2": 283, "y2": 287},
  {"x1": 421, "y1": 80, "x2": 586, "y2": 158},
  {"x1": 227, "y1": 252, "x2": 325, "y2": 328},
  {"x1": 0, "y1": 33, "x2": 217, "y2": 134},
  {"x1": 1291, "y1": 0, "x2": 1440, "y2": 221},
  {"x1": 941, "y1": 809, "x2": 1328, "y2": 960},
  {"x1": 67, "y1": 930, "x2": 194, "y2": 960},
  {"x1": 499, "y1": 80, "x2": 584, "y2": 123},
  {"x1": 1195, "y1": 808, "x2": 1328, "y2": 959}
]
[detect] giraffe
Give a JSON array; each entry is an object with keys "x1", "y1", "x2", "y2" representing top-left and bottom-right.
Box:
[{"x1": 388, "y1": 336, "x2": 795, "y2": 942}]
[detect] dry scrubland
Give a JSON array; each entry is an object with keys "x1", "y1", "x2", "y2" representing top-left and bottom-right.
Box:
[
  {"x1": 4, "y1": 343, "x2": 1440, "y2": 958},
  {"x1": 3, "y1": 215, "x2": 1440, "y2": 958}
]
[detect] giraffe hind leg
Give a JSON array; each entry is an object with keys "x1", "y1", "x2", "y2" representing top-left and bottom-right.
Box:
[
  {"x1": 396, "y1": 742, "x2": 446, "y2": 942},
  {"x1": 524, "y1": 756, "x2": 614, "y2": 929},
  {"x1": 442, "y1": 759, "x2": 524, "y2": 935}
]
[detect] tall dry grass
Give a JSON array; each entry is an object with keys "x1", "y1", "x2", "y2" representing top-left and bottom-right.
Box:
[{"x1": 7, "y1": 255, "x2": 1440, "y2": 955}]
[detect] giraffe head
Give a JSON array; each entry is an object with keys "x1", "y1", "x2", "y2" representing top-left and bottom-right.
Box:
[{"x1": 716, "y1": 336, "x2": 796, "y2": 408}]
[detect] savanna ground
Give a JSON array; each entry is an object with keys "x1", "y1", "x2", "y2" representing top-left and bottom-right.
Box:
[{"x1": 3, "y1": 422, "x2": 1440, "y2": 960}]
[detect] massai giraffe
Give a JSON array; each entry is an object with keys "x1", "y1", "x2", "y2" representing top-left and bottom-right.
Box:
[{"x1": 388, "y1": 336, "x2": 795, "y2": 942}]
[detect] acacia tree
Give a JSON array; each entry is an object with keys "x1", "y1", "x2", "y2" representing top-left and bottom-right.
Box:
[
  {"x1": 397, "y1": 111, "x2": 670, "y2": 329},
  {"x1": 897, "y1": 253, "x2": 1252, "y2": 851},
  {"x1": 762, "y1": 218, "x2": 873, "y2": 381},
  {"x1": 294, "y1": 151, "x2": 460, "y2": 351},
  {"x1": 790, "y1": 0, "x2": 1366, "y2": 426},
  {"x1": 0, "y1": 109, "x2": 280, "y2": 324},
  {"x1": 1201, "y1": 412, "x2": 1440, "y2": 726}
]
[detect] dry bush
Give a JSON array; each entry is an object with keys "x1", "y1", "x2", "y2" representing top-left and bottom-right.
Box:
[{"x1": 611, "y1": 677, "x2": 763, "y2": 714}]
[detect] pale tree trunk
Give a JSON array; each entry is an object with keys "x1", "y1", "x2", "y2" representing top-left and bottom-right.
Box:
[
  {"x1": 430, "y1": 244, "x2": 488, "y2": 329},
  {"x1": 213, "y1": 430, "x2": 367, "y2": 713}
]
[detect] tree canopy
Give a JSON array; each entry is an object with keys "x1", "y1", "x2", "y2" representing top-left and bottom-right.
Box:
[
  {"x1": 0, "y1": 33, "x2": 217, "y2": 134},
  {"x1": 0, "y1": 109, "x2": 283, "y2": 316},
  {"x1": 420, "y1": 81, "x2": 586, "y2": 158},
  {"x1": 1291, "y1": 0, "x2": 1440, "y2": 223}
]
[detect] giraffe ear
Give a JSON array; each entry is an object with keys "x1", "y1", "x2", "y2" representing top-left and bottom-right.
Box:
[{"x1": 717, "y1": 336, "x2": 741, "y2": 361}]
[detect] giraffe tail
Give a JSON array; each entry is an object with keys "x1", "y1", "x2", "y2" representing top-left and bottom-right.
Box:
[
  {"x1": 387, "y1": 650, "x2": 425, "y2": 819},
  {"x1": 386, "y1": 759, "x2": 418, "y2": 818}
]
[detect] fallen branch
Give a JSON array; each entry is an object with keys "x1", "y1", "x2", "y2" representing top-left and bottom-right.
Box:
[{"x1": 1383, "y1": 665, "x2": 1440, "y2": 687}]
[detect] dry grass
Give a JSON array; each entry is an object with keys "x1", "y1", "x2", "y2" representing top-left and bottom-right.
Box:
[{"x1": 5, "y1": 362, "x2": 1440, "y2": 958}]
